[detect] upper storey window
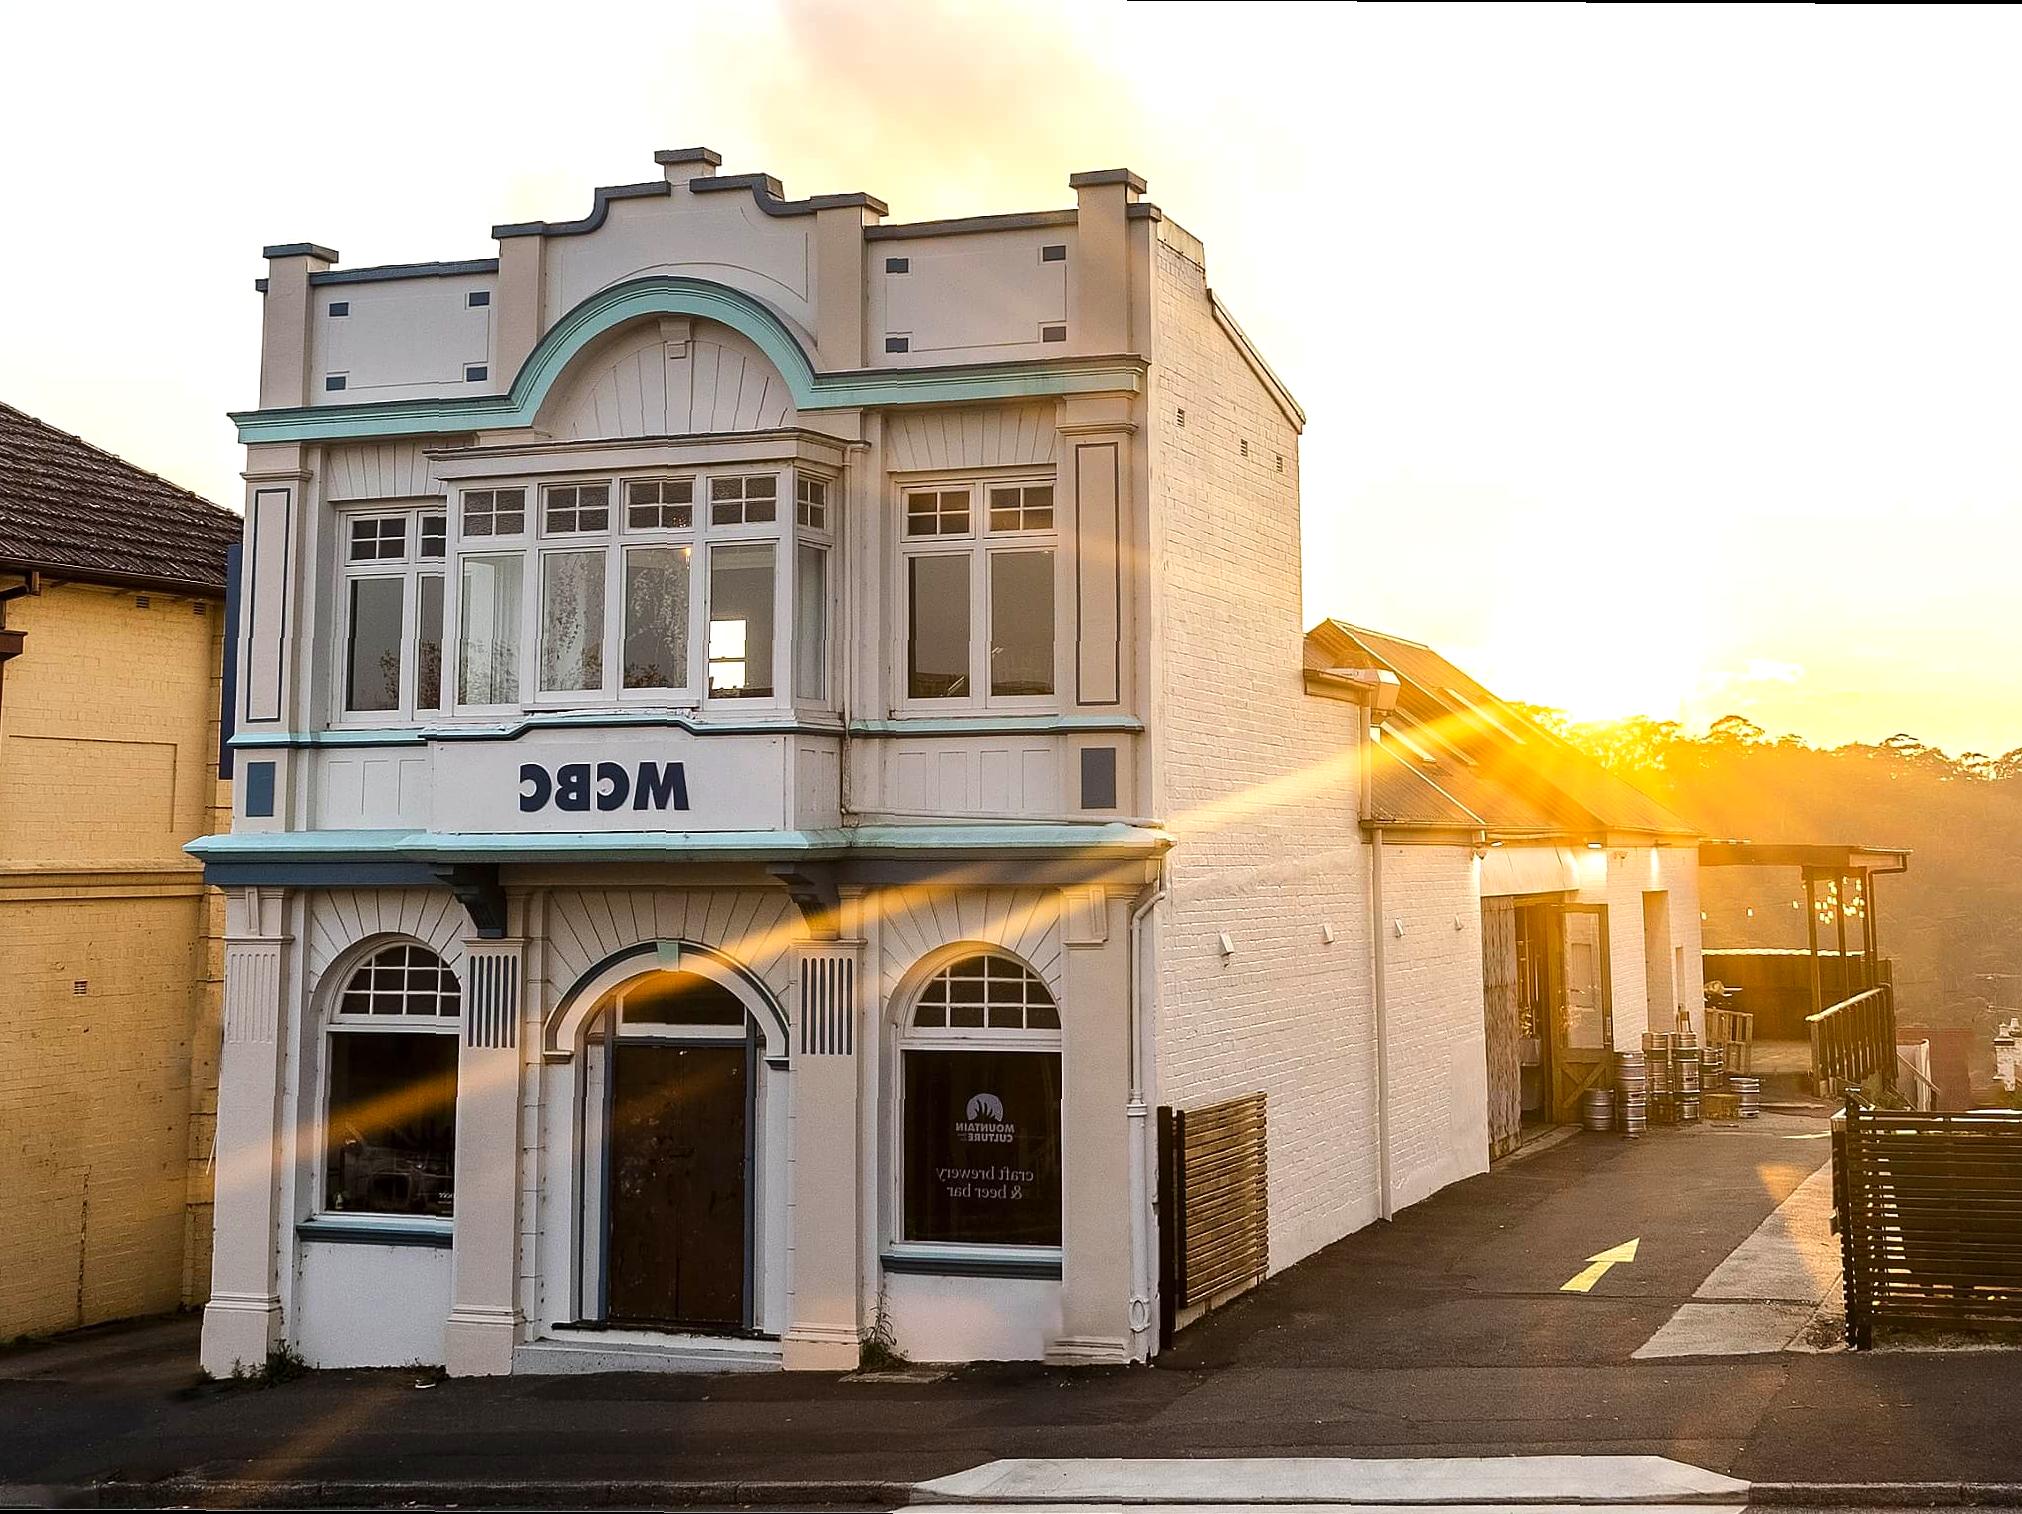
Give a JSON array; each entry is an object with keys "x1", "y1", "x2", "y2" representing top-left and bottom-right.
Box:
[
  {"x1": 900, "y1": 480, "x2": 1057, "y2": 708},
  {"x1": 418, "y1": 467, "x2": 835, "y2": 717},
  {"x1": 339, "y1": 507, "x2": 449, "y2": 718}
]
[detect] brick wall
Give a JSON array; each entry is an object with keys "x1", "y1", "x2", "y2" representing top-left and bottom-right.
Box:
[
  {"x1": 1376, "y1": 844, "x2": 1492, "y2": 1211},
  {"x1": 0, "y1": 580, "x2": 226, "y2": 1338},
  {"x1": 1147, "y1": 233, "x2": 1385, "y2": 1268}
]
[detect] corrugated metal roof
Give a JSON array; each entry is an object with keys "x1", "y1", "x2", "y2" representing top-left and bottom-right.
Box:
[
  {"x1": 0, "y1": 402, "x2": 240, "y2": 593},
  {"x1": 1310, "y1": 618, "x2": 1699, "y2": 839}
]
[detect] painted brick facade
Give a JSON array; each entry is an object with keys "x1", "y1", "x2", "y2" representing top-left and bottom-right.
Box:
[
  {"x1": 1148, "y1": 230, "x2": 1384, "y2": 1269},
  {"x1": 0, "y1": 581, "x2": 227, "y2": 1338}
]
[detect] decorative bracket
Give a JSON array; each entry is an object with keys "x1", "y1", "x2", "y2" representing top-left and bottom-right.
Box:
[
  {"x1": 433, "y1": 863, "x2": 507, "y2": 939},
  {"x1": 768, "y1": 863, "x2": 841, "y2": 938}
]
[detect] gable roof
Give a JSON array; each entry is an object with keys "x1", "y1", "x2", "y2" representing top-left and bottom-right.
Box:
[
  {"x1": 0, "y1": 403, "x2": 240, "y2": 594},
  {"x1": 1307, "y1": 618, "x2": 1699, "y2": 840}
]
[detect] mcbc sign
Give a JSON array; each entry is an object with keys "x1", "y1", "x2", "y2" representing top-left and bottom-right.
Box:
[{"x1": 519, "y1": 759, "x2": 690, "y2": 814}]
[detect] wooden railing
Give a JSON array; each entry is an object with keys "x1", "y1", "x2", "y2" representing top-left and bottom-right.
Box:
[{"x1": 1808, "y1": 984, "x2": 1897, "y2": 1097}]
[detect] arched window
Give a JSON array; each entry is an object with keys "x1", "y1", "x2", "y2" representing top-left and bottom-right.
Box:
[
  {"x1": 323, "y1": 942, "x2": 461, "y2": 1223},
  {"x1": 899, "y1": 952, "x2": 1062, "y2": 1251}
]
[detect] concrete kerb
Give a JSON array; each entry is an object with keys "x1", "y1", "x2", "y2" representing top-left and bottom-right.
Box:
[
  {"x1": 25, "y1": 1478, "x2": 908, "y2": 1509},
  {"x1": 24, "y1": 1476, "x2": 2022, "y2": 1509}
]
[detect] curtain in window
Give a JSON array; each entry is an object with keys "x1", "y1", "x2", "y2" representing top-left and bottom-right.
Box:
[
  {"x1": 541, "y1": 549, "x2": 606, "y2": 693},
  {"x1": 458, "y1": 554, "x2": 523, "y2": 705},
  {"x1": 624, "y1": 546, "x2": 690, "y2": 690}
]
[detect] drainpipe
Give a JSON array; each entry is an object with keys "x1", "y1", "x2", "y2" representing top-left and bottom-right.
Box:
[
  {"x1": 1126, "y1": 856, "x2": 1168, "y2": 1359},
  {"x1": 1368, "y1": 709, "x2": 1394, "y2": 1223}
]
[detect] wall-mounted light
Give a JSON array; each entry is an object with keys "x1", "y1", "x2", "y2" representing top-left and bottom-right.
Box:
[
  {"x1": 1392, "y1": 918, "x2": 1406, "y2": 938},
  {"x1": 1320, "y1": 923, "x2": 1336, "y2": 945},
  {"x1": 1453, "y1": 914, "x2": 1466, "y2": 932},
  {"x1": 1217, "y1": 931, "x2": 1236, "y2": 959}
]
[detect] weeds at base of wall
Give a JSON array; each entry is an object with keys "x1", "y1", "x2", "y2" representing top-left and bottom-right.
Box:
[
  {"x1": 857, "y1": 1284, "x2": 908, "y2": 1373},
  {"x1": 202, "y1": 1340, "x2": 309, "y2": 1392}
]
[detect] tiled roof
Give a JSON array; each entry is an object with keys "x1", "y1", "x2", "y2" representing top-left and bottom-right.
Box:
[
  {"x1": 1309, "y1": 618, "x2": 1699, "y2": 839},
  {"x1": 0, "y1": 402, "x2": 240, "y2": 593}
]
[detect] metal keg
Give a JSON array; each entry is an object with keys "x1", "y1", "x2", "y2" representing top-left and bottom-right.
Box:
[
  {"x1": 1581, "y1": 1087, "x2": 1615, "y2": 1132},
  {"x1": 1677, "y1": 1046, "x2": 1701, "y2": 1095},
  {"x1": 1679, "y1": 1094, "x2": 1700, "y2": 1124},
  {"x1": 1703, "y1": 1043, "x2": 1725, "y2": 1088},
  {"x1": 1644, "y1": 1031, "x2": 1673, "y2": 1056},
  {"x1": 1648, "y1": 1058, "x2": 1671, "y2": 1096},
  {"x1": 1729, "y1": 1074, "x2": 1761, "y2": 1118},
  {"x1": 1619, "y1": 1100, "x2": 1647, "y2": 1137}
]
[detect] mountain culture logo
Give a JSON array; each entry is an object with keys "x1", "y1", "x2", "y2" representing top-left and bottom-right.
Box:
[{"x1": 956, "y1": 1091, "x2": 1015, "y2": 1144}]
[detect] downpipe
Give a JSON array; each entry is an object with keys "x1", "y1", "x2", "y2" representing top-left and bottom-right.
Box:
[
  {"x1": 1364, "y1": 706, "x2": 1394, "y2": 1223},
  {"x1": 1126, "y1": 857, "x2": 1168, "y2": 1359}
]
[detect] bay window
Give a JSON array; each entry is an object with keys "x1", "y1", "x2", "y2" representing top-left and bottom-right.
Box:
[
  {"x1": 900, "y1": 480, "x2": 1057, "y2": 707},
  {"x1": 429, "y1": 466, "x2": 833, "y2": 715},
  {"x1": 337, "y1": 506, "x2": 448, "y2": 720}
]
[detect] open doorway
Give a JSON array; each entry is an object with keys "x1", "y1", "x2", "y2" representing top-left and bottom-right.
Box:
[{"x1": 1484, "y1": 895, "x2": 1616, "y2": 1157}]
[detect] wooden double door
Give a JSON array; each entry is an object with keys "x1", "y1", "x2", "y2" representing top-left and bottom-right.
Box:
[
  {"x1": 1483, "y1": 897, "x2": 1615, "y2": 1154},
  {"x1": 606, "y1": 1041, "x2": 749, "y2": 1330}
]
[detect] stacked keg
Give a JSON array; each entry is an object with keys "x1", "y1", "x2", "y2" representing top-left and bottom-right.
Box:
[
  {"x1": 1676, "y1": 1035, "x2": 1702, "y2": 1124},
  {"x1": 1645, "y1": 1032, "x2": 1676, "y2": 1123},
  {"x1": 1581, "y1": 1086, "x2": 1615, "y2": 1132},
  {"x1": 1729, "y1": 1074, "x2": 1762, "y2": 1118},
  {"x1": 1614, "y1": 1048, "x2": 1648, "y2": 1137}
]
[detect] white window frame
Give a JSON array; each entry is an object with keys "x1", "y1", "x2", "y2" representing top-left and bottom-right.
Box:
[
  {"x1": 331, "y1": 503, "x2": 451, "y2": 726},
  {"x1": 889, "y1": 950, "x2": 1064, "y2": 1266},
  {"x1": 894, "y1": 474, "x2": 1060, "y2": 715},
  {"x1": 792, "y1": 468, "x2": 836, "y2": 708},
  {"x1": 316, "y1": 940, "x2": 462, "y2": 1232},
  {"x1": 442, "y1": 466, "x2": 823, "y2": 718}
]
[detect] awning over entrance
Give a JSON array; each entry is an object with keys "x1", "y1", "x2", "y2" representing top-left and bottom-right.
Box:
[{"x1": 1478, "y1": 845, "x2": 1581, "y2": 898}]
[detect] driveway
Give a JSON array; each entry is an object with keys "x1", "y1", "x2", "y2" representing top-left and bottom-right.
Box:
[{"x1": 9, "y1": 1112, "x2": 2022, "y2": 1505}]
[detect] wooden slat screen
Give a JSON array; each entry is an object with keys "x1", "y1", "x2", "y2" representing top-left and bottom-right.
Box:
[
  {"x1": 1836, "y1": 1094, "x2": 2022, "y2": 1347},
  {"x1": 1157, "y1": 1091, "x2": 1268, "y2": 1342}
]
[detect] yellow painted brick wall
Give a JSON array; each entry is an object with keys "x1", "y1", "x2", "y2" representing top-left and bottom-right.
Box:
[{"x1": 0, "y1": 580, "x2": 227, "y2": 1339}]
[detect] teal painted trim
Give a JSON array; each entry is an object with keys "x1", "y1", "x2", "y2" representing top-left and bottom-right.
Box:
[
  {"x1": 847, "y1": 715, "x2": 1144, "y2": 738},
  {"x1": 230, "y1": 711, "x2": 846, "y2": 750},
  {"x1": 230, "y1": 276, "x2": 1145, "y2": 444},
  {"x1": 187, "y1": 821, "x2": 1171, "y2": 867}
]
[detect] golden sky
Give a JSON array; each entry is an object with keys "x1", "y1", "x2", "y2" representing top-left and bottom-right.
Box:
[{"x1": 5, "y1": 1, "x2": 2017, "y2": 754}]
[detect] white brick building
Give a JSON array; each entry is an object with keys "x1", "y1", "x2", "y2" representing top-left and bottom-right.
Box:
[{"x1": 194, "y1": 146, "x2": 1700, "y2": 1379}]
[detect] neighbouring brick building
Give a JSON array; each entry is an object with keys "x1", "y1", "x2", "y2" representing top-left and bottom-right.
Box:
[
  {"x1": 0, "y1": 402, "x2": 239, "y2": 1339},
  {"x1": 193, "y1": 146, "x2": 1703, "y2": 1378}
]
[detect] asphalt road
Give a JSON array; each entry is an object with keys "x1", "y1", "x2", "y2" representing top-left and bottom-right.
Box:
[{"x1": 8, "y1": 1115, "x2": 2022, "y2": 1505}]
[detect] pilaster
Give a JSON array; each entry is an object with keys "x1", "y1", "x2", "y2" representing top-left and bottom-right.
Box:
[
  {"x1": 783, "y1": 904, "x2": 867, "y2": 1371},
  {"x1": 200, "y1": 887, "x2": 292, "y2": 1377},
  {"x1": 443, "y1": 936, "x2": 526, "y2": 1376},
  {"x1": 1051, "y1": 886, "x2": 1134, "y2": 1365}
]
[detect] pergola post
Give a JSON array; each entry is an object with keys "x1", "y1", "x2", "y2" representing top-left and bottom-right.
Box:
[{"x1": 1805, "y1": 872, "x2": 1823, "y2": 1017}]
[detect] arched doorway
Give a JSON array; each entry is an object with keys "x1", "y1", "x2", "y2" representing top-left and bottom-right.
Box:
[{"x1": 573, "y1": 963, "x2": 773, "y2": 1334}]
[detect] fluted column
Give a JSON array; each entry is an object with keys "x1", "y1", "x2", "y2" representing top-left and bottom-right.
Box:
[
  {"x1": 200, "y1": 888, "x2": 291, "y2": 1376},
  {"x1": 443, "y1": 936, "x2": 526, "y2": 1376}
]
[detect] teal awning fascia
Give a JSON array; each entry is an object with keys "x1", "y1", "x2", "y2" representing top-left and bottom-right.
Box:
[{"x1": 189, "y1": 822, "x2": 1173, "y2": 871}]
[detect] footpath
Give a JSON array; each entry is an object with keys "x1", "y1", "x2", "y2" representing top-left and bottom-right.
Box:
[{"x1": 8, "y1": 1114, "x2": 2022, "y2": 1509}]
